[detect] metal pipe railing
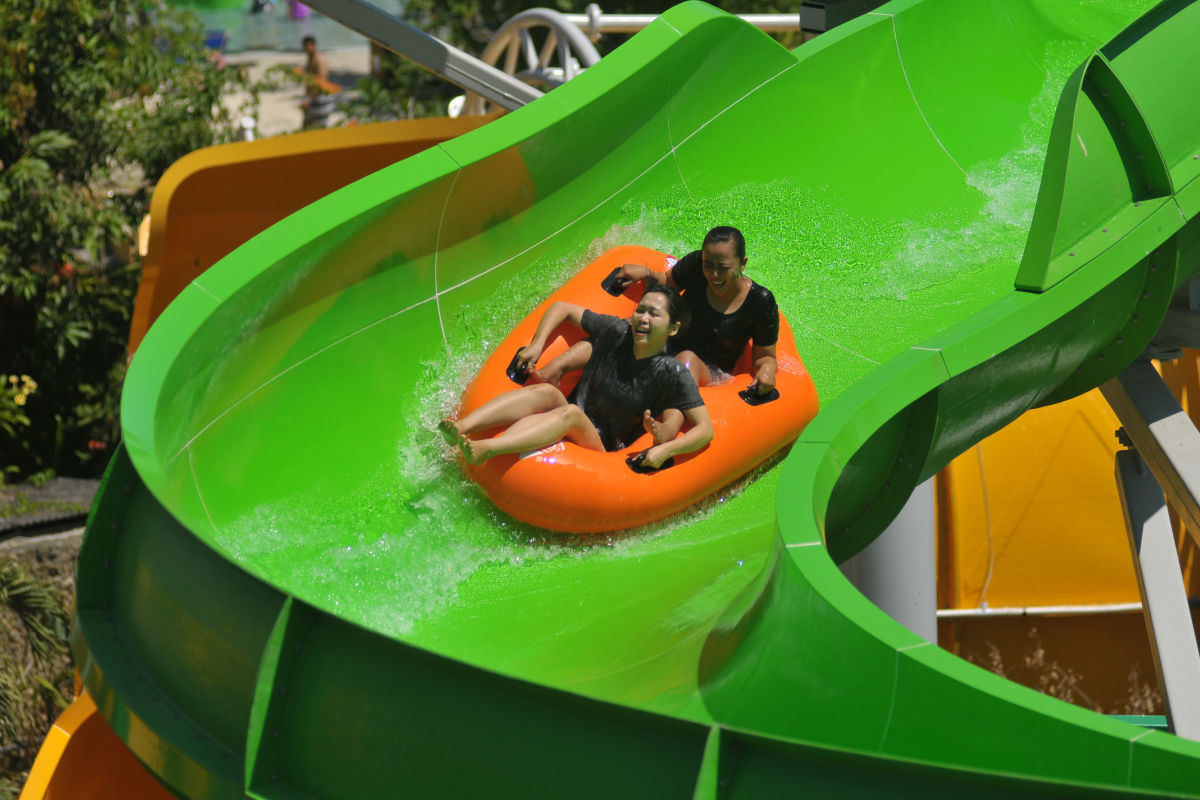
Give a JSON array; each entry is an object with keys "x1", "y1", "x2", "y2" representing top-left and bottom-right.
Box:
[
  {"x1": 564, "y1": 4, "x2": 803, "y2": 41},
  {"x1": 302, "y1": 0, "x2": 543, "y2": 110}
]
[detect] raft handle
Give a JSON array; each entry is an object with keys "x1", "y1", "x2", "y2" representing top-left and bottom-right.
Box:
[
  {"x1": 506, "y1": 350, "x2": 531, "y2": 385},
  {"x1": 600, "y1": 268, "x2": 630, "y2": 297},
  {"x1": 626, "y1": 450, "x2": 675, "y2": 474},
  {"x1": 739, "y1": 386, "x2": 780, "y2": 406}
]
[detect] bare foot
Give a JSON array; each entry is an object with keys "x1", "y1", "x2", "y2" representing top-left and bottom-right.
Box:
[
  {"x1": 643, "y1": 409, "x2": 683, "y2": 443},
  {"x1": 458, "y1": 436, "x2": 490, "y2": 465},
  {"x1": 642, "y1": 410, "x2": 667, "y2": 444},
  {"x1": 527, "y1": 367, "x2": 561, "y2": 388},
  {"x1": 437, "y1": 418, "x2": 460, "y2": 446}
]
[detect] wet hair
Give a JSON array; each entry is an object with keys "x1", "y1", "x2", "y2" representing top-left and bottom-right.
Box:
[
  {"x1": 703, "y1": 225, "x2": 746, "y2": 259},
  {"x1": 302, "y1": 35, "x2": 316, "y2": 46},
  {"x1": 642, "y1": 284, "x2": 691, "y2": 328}
]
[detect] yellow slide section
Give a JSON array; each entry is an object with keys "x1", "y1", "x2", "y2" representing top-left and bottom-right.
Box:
[
  {"x1": 20, "y1": 691, "x2": 171, "y2": 800},
  {"x1": 939, "y1": 353, "x2": 1200, "y2": 713},
  {"x1": 129, "y1": 115, "x2": 494, "y2": 354}
]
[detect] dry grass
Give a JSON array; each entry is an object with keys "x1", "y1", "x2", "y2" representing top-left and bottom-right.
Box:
[
  {"x1": 0, "y1": 535, "x2": 79, "y2": 798},
  {"x1": 972, "y1": 626, "x2": 1162, "y2": 716}
]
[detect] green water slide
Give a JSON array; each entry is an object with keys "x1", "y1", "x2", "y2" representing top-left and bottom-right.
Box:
[{"x1": 74, "y1": 0, "x2": 1200, "y2": 796}]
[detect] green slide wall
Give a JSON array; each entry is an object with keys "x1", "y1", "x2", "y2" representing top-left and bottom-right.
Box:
[{"x1": 75, "y1": 1, "x2": 1200, "y2": 797}]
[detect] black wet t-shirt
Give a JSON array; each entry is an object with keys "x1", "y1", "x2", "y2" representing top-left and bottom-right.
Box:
[
  {"x1": 668, "y1": 250, "x2": 780, "y2": 373},
  {"x1": 569, "y1": 311, "x2": 705, "y2": 451}
]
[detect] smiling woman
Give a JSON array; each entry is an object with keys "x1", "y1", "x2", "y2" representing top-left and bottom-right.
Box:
[
  {"x1": 662, "y1": 226, "x2": 780, "y2": 390},
  {"x1": 535, "y1": 226, "x2": 781, "y2": 400},
  {"x1": 440, "y1": 285, "x2": 714, "y2": 470}
]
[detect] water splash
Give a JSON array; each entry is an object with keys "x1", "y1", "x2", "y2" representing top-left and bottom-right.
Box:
[
  {"x1": 885, "y1": 39, "x2": 1096, "y2": 297},
  {"x1": 223, "y1": 353, "x2": 780, "y2": 640}
]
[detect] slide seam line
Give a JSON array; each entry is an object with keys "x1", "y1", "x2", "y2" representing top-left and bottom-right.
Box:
[
  {"x1": 790, "y1": 317, "x2": 882, "y2": 366},
  {"x1": 884, "y1": 14, "x2": 968, "y2": 177},
  {"x1": 877, "y1": 647, "x2": 902, "y2": 752},
  {"x1": 665, "y1": 60, "x2": 797, "y2": 226},
  {"x1": 191, "y1": 283, "x2": 219, "y2": 302},
  {"x1": 434, "y1": 150, "x2": 679, "y2": 297},
  {"x1": 433, "y1": 158, "x2": 463, "y2": 345},
  {"x1": 165, "y1": 296, "x2": 436, "y2": 465},
  {"x1": 188, "y1": 448, "x2": 219, "y2": 534},
  {"x1": 672, "y1": 63, "x2": 797, "y2": 154},
  {"x1": 662, "y1": 34, "x2": 699, "y2": 223}
]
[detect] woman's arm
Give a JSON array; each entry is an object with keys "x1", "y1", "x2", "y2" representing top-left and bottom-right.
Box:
[
  {"x1": 642, "y1": 405, "x2": 713, "y2": 468},
  {"x1": 616, "y1": 263, "x2": 679, "y2": 291},
  {"x1": 750, "y1": 344, "x2": 778, "y2": 395},
  {"x1": 517, "y1": 302, "x2": 586, "y2": 370}
]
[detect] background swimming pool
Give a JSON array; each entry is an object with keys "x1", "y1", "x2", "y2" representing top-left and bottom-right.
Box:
[{"x1": 174, "y1": 0, "x2": 406, "y2": 52}]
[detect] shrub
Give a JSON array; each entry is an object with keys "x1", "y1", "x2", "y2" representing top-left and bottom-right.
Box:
[{"x1": 0, "y1": 0, "x2": 256, "y2": 480}]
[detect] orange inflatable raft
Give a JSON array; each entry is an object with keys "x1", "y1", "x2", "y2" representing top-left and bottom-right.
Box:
[{"x1": 457, "y1": 245, "x2": 819, "y2": 532}]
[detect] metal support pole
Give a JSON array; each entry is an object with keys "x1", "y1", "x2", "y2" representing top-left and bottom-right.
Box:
[
  {"x1": 840, "y1": 478, "x2": 937, "y2": 643},
  {"x1": 565, "y1": 9, "x2": 804, "y2": 38},
  {"x1": 1101, "y1": 360, "x2": 1200, "y2": 550},
  {"x1": 1115, "y1": 448, "x2": 1200, "y2": 740},
  {"x1": 301, "y1": 0, "x2": 543, "y2": 110}
]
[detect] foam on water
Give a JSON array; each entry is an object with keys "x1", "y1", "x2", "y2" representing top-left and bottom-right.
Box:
[
  {"x1": 883, "y1": 40, "x2": 1095, "y2": 298},
  {"x1": 224, "y1": 443, "x2": 763, "y2": 638}
]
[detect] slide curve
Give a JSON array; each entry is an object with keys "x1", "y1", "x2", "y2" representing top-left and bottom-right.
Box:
[{"x1": 73, "y1": 1, "x2": 1200, "y2": 797}]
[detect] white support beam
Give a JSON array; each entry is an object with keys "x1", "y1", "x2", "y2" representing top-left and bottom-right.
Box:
[
  {"x1": 1115, "y1": 449, "x2": 1200, "y2": 740},
  {"x1": 1101, "y1": 360, "x2": 1200, "y2": 550},
  {"x1": 839, "y1": 478, "x2": 937, "y2": 643},
  {"x1": 302, "y1": 0, "x2": 543, "y2": 110}
]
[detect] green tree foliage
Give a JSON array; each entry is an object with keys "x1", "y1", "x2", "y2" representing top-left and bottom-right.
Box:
[{"x1": 0, "y1": 0, "x2": 255, "y2": 479}]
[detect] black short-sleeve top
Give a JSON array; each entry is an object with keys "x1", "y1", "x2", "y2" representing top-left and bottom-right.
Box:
[
  {"x1": 568, "y1": 311, "x2": 705, "y2": 451},
  {"x1": 668, "y1": 250, "x2": 780, "y2": 373}
]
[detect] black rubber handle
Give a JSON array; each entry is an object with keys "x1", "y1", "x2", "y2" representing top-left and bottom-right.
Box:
[
  {"x1": 625, "y1": 450, "x2": 675, "y2": 474},
  {"x1": 739, "y1": 386, "x2": 780, "y2": 406},
  {"x1": 600, "y1": 268, "x2": 629, "y2": 297},
  {"x1": 506, "y1": 350, "x2": 531, "y2": 385}
]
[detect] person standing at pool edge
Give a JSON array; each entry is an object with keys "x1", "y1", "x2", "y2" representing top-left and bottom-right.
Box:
[
  {"x1": 440, "y1": 285, "x2": 713, "y2": 469},
  {"x1": 300, "y1": 35, "x2": 333, "y2": 128}
]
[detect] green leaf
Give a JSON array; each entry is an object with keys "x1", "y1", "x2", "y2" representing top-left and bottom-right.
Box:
[
  {"x1": 27, "y1": 131, "x2": 77, "y2": 162},
  {"x1": 34, "y1": 676, "x2": 70, "y2": 710}
]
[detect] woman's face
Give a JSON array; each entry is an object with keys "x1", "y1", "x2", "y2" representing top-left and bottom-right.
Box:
[
  {"x1": 630, "y1": 292, "x2": 679, "y2": 351},
  {"x1": 700, "y1": 239, "x2": 746, "y2": 299}
]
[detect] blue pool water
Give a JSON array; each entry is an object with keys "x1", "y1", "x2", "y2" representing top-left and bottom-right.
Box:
[{"x1": 178, "y1": 0, "x2": 406, "y2": 52}]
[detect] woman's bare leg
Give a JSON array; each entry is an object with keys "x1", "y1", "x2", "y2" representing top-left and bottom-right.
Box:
[
  {"x1": 674, "y1": 349, "x2": 712, "y2": 387},
  {"x1": 529, "y1": 340, "x2": 593, "y2": 386},
  {"x1": 461, "y1": 403, "x2": 604, "y2": 464},
  {"x1": 445, "y1": 383, "x2": 566, "y2": 439}
]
